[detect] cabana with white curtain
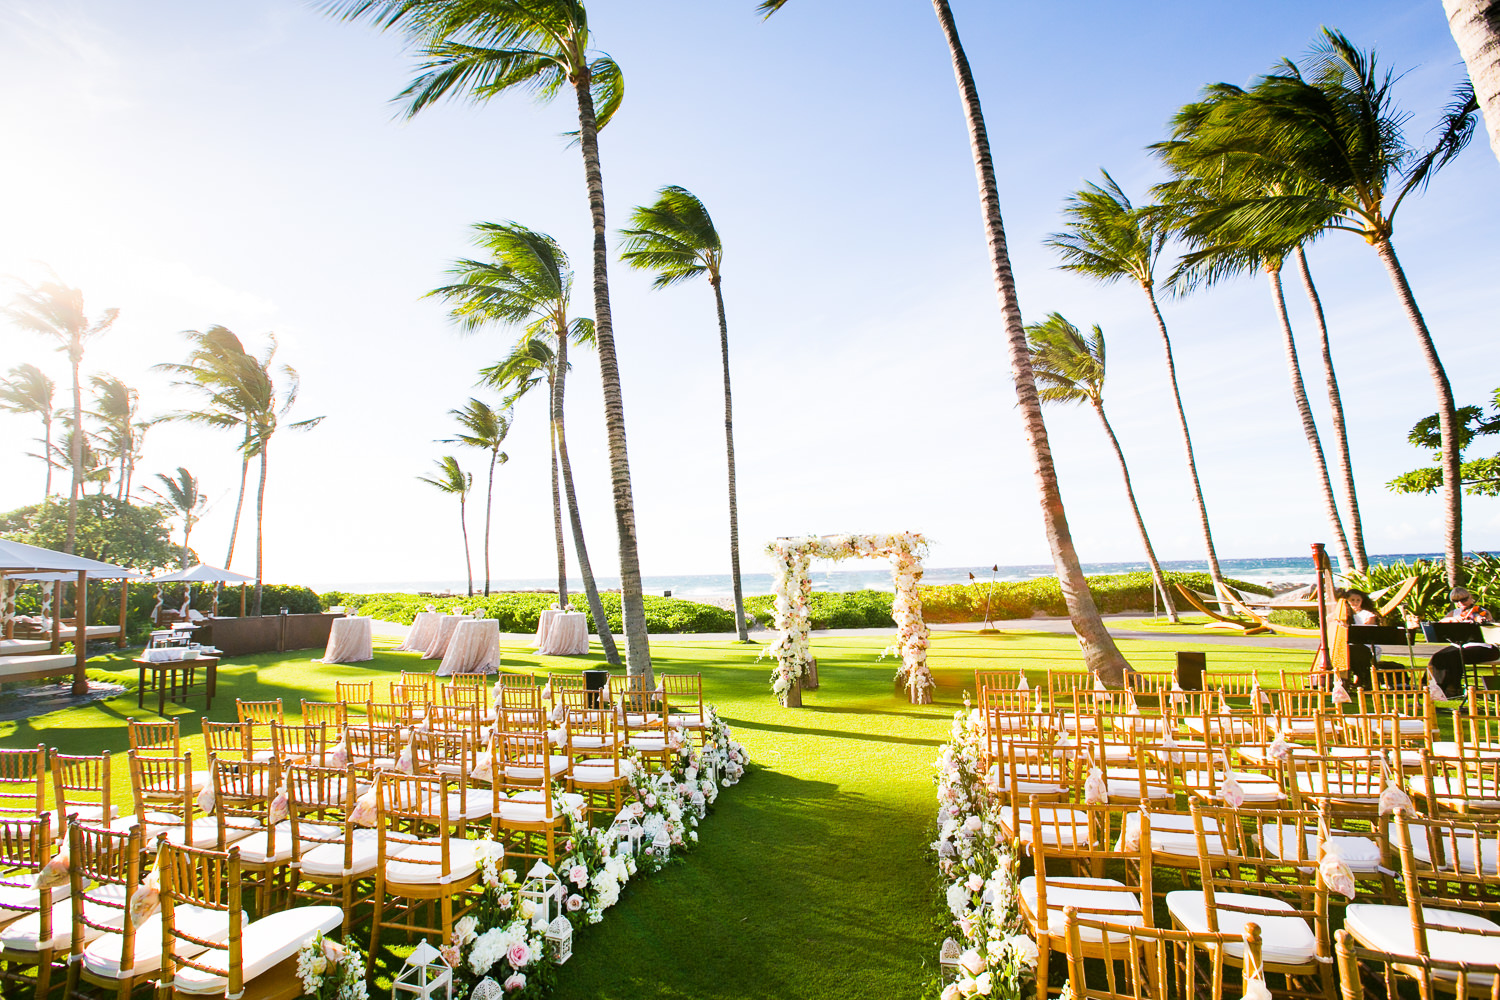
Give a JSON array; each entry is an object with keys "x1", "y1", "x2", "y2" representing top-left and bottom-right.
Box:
[
  {"x1": 149, "y1": 564, "x2": 255, "y2": 621},
  {"x1": 0, "y1": 539, "x2": 140, "y2": 693}
]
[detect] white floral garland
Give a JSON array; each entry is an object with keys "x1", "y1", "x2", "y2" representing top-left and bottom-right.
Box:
[
  {"x1": 931, "y1": 698, "x2": 1035, "y2": 999},
  {"x1": 763, "y1": 532, "x2": 934, "y2": 704}
]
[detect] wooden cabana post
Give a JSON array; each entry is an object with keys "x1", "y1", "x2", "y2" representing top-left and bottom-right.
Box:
[
  {"x1": 240, "y1": 583, "x2": 246, "y2": 618},
  {"x1": 73, "y1": 569, "x2": 88, "y2": 695},
  {"x1": 1312, "y1": 542, "x2": 1331, "y2": 684},
  {"x1": 50, "y1": 581, "x2": 62, "y2": 653},
  {"x1": 117, "y1": 579, "x2": 128, "y2": 648}
]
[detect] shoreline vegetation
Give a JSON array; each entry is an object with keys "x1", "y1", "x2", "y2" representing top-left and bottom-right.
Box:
[{"x1": 320, "y1": 571, "x2": 1273, "y2": 634}]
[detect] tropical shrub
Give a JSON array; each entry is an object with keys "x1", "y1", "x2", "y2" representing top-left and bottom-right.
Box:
[{"x1": 1345, "y1": 553, "x2": 1499, "y2": 621}]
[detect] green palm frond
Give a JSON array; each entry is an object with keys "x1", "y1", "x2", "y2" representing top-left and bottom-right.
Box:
[
  {"x1": 146, "y1": 467, "x2": 207, "y2": 518},
  {"x1": 443, "y1": 397, "x2": 511, "y2": 451},
  {"x1": 619, "y1": 185, "x2": 721, "y2": 289},
  {"x1": 1046, "y1": 171, "x2": 1164, "y2": 288},
  {"x1": 1024, "y1": 313, "x2": 1106, "y2": 409},
  {"x1": 0, "y1": 364, "x2": 55, "y2": 420},
  {"x1": 418, "y1": 454, "x2": 472, "y2": 496}
]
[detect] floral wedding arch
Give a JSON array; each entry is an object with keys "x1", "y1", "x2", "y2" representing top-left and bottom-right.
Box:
[{"x1": 764, "y1": 532, "x2": 934, "y2": 706}]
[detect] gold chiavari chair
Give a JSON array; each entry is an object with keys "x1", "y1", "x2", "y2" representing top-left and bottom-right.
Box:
[
  {"x1": 300, "y1": 700, "x2": 347, "y2": 730},
  {"x1": 66, "y1": 820, "x2": 151, "y2": 999},
  {"x1": 370, "y1": 773, "x2": 481, "y2": 961},
  {"x1": 1062, "y1": 906, "x2": 1265, "y2": 1000},
  {"x1": 285, "y1": 762, "x2": 373, "y2": 936},
  {"x1": 210, "y1": 757, "x2": 288, "y2": 915},
  {"x1": 201, "y1": 720, "x2": 253, "y2": 764},
  {"x1": 660, "y1": 673, "x2": 709, "y2": 744},
  {"x1": 490, "y1": 731, "x2": 571, "y2": 865},
  {"x1": 565, "y1": 708, "x2": 630, "y2": 821},
  {"x1": 49, "y1": 751, "x2": 117, "y2": 835},
  {"x1": 157, "y1": 840, "x2": 342, "y2": 999},
  {"x1": 1334, "y1": 927, "x2": 1500, "y2": 1000},
  {"x1": 0, "y1": 814, "x2": 63, "y2": 998}
]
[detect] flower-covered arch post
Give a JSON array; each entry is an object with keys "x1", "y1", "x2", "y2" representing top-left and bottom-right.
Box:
[{"x1": 764, "y1": 533, "x2": 934, "y2": 706}]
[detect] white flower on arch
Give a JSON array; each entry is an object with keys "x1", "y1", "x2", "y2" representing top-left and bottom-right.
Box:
[{"x1": 762, "y1": 532, "x2": 935, "y2": 704}]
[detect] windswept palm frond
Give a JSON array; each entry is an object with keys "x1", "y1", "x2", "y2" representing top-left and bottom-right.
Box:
[{"x1": 619, "y1": 185, "x2": 721, "y2": 288}]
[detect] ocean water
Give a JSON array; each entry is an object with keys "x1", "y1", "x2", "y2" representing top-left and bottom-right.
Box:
[{"x1": 312, "y1": 552, "x2": 1443, "y2": 599}]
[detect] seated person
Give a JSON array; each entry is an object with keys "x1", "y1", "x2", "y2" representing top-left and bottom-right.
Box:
[
  {"x1": 1442, "y1": 587, "x2": 1494, "y2": 625},
  {"x1": 1345, "y1": 588, "x2": 1380, "y2": 625},
  {"x1": 1429, "y1": 588, "x2": 1499, "y2": 698}
]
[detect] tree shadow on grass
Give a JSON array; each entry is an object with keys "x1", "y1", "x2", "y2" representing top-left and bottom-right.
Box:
[
  {"x1": 554, "y1": 768, "x2": 938, "y2": 1000},
  {"x1": 798, "y1": 704, "x2": 955, "y2": 722},
  {"x1": 723, "y1": 716, "x2": 946, "y2": 748}
]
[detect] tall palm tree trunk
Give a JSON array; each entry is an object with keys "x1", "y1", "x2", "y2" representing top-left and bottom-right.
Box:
[
  {"x1": 1093, "y1": 403, "x2": 1179, "y2": 622},
  {"x1": 65, "y1": 356, "x2": 82, "y2": 553},
  {"x1": 574, "y1": 68, "x2": 651, "y2": 682},
  {"x1": 1266, "y1": 262, "x2": 1354, "y2": 573},
  {"x1": 930, "y1": 0, "x2": 1130, "y2": 685},
  {"x1": 547, "y1": 374, "x2": 568, "y2": 606},
  {"x1": 483, "y1": 446, "x2": 497, "y2": 596},
  {"x1": 459, "y1": 493, "x2": 473, "y2": 597},
  {"x1": 554, "y1": 331, "x2": 621, "y2": 666},
  {"x1": 252, "y1": 446, "x2": 267, "y2": 616},
  {"x1": 43, "y1": 415, "x2": 53, "y2": 497},
  {"x1": 1444, "y1": 0, "x2": 1500, "y2": 166},
  {"x1": 182, "y1": 521, "x2": 192, "y2": 571},
  {"x1": 225, "y1": 426, "x2": 252, "y2": 569},
  {"x1": 1295, "y1": 246, "x2": 1367, "y2": 572},
  {"x1": 710, "y1": 278, "x2": 749, "y2": 642},
  {"x1": 1374, "y1": 236, "x2": 1463, "y2": 586},
  {"x1": 1142, "y1": 285, "x2": 1224, "y2": 586}
]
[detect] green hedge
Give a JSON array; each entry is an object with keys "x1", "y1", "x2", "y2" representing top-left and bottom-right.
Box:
[{"x1": 323, "y1": 591, "x2": 735, "y2": 635}]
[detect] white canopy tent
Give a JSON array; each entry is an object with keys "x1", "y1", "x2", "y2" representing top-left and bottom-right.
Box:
[
  {"x1": 149, "y1": 564, "x2": 255, "y2": 618},
  {"x1": 0, "y1": 540, "x2": 140, "y2": 694}
]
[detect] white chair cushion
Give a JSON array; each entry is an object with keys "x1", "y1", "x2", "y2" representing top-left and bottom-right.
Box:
[
  {"x1": 1345, "y1": 903, "x2": 1500, "y2": 980},
  {"x1": 1120, "y1": 812, "x2": 1231, "y2": 857},
  {"x1": 627, "y1": 737, "x2": 668, "y2": 752},
  {"x1": 1020, "y1": 876, "x2": 1141, "y2": 938},
  {"x1": 1293, "y1": 773, "x2": 1381, "y2": 803},
  {"x1": 668, "y1": 713, "x2": 705, "y2": 728},
  {"x1": 1000, "y1": 807, "x2": 1088, "y2": 847},
  {"x1": 1166, "y1": 890, "x2": 1318, "y2": 966},
  {"x1": 1430, "y1": 741, "x2": 1500, "y2": 760},
  {"x1": 110, "y1": 811, "x2": 178, "y2": 839},
  {"x1": 571, "y1": 762, "x2": 632, "y2": 786},
  {"x1": 1102, "y1": 769, "x2": 1173, "y2": 801},
  {"x1": 172, "y1": 905, "x2": 342, "y2": 994},
  {"x1": 51, "y1": 804, "x2": 119, "y2": 834},
  {"x1": 1, "y1": 884, "x2": 127, "y2": 952},
  {"x1": 567, "y1": 734, "x2": 619, "y2": 750},
  {"x1": 299, "y1": 828, "x2": 380, "y2": 878},
  {"x1": 446, "y1": 790, "x2": 492, "y2": 822},
  {"x1": 492, "y1": 799, "x2": 560, "y2": 824},
  {"x1": 384, "y1": 838, "x2": 479, "y2": 885},
  {"x1": 162, "y1": 818, "x2": 252, "y2": 849},
  {"x1": 1180, "y1": 771, "x2": 1284, "y2": 802},
  {"x1": 81, "y1": 904, "x2": 238, "y2": 978},
  {"x1": 1409, "y1": 775, "x2": 1500, "y2": 810},
  {"x1": 1389, "y1": 828, "x2": 1499, "y2": 874},
  {"x1": 0, "y1": 879, "x2": 70, "y2": 918},
  {"x1": 501, "y1": 754, "x2": 571, "y2": 782},
  {"x1": 235, "y1": 821, "x2": 337, "y2": 865},
  {"x1": 1115, "y1": 717, "x2": 1170, "y2": 735},
  {"x1": 1257, "y1": 824, "x2": 1382, "y2": 872}
]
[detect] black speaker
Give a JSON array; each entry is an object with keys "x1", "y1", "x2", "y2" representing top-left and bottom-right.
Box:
[{"x1": 1175, "y1": 651, "x2": 1206, "y2": 690}]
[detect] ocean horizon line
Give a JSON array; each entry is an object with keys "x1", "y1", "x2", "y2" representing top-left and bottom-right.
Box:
[{"x1": 308, "y1": 551, "x2": 1451, "y2": 599}]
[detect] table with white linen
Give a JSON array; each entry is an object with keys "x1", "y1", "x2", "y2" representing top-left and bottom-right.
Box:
[
  {"x1": 399, "y1": 611, "x2": 442, "y2": 653},
  {"x1": 438, "y1": 618, "x2": 500, "y2": 675},
  {"x1": 538, "y1": 611, "x2": 590, "y2": 656},
  {"x1": 534, "y1": 609, "x2": 562, "y2": 649},
  {"x1": 423, "y1": 614, "x2": 473, "y2": 660},
  {"x1": 321, "y1": 616, "x2": 373, "y2": 664}
]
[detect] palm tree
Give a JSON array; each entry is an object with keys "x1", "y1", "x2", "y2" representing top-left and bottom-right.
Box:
[
  {"x1": 1444, "y1": 0, "x2": 1500, "y2": 166},
  {"x1": 0, "y1": 364, "x2": 57, "y2": 497},
  {"x1": 419, "y1": 456, "x2": 474, "y2": 596},
  {"x1": 1026, "y1": 313, "x2": 1180, "y2": 624},
  {"x1": 1150, "y1": 112, "x2": 1356, "y2": 574},
  {"x1": 328, "y1": 0, "x2": 653, "y2": 676},
  {"x1": 89, "y1": 374, "x2": 153, "y2": 501},
  {"x1": 1046, "y1": 172, "x2": 1227, "y2": 589},
  {"x1": 761, "y1": 0, "x2": 1132, "y2": 685},
  {"x1": 1157, "y1": 30, "x2": 1479, "y2": 584},
  {"x1": 3, "y1": 278, "x2": 118, "y2": 553},
  {"x1": 438, "y1": 221, "x2": 622, "y2": 668},
  {"x1": 484, "y1": 339, "x2": 569, "y2": 607},
  {"x1": 241, "y1": 336, "x2": 324, "y2": 615},
  {"x1": 147, "y1": 467, "x2": 208, "y2": 569},
  {"x1": 1294, "y1": 245, "x2": 1368, "y2": 573},
  {"x1": 155, "y1": 327, "x2": 261, "y2": 569},
  {"x1": 442, "y1": 398, "x2": 510, "y2": 595},
  {"x1": 619, "y1": 186, "x2": 750, "y2": 642}
]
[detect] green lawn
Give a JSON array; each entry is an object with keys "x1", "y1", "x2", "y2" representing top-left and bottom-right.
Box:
[{"x1": 0, "y1": 628, "x2": 1318, "y2": 999}]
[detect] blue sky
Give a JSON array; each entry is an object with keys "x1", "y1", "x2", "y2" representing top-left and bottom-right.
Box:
[{"x1": 1, "y1": 0, "x2": 1495, "y2": 589}]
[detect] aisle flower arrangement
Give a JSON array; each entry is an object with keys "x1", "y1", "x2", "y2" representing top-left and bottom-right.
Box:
[
  {"x1": 439, "y1": 709, "x2": 749, "y2": 1000},
  {"x1": 295, "y1": 932, "x2": 368, "y2": 1000},
  {"x1": 763, "y1": 532, "x2": 933, "y2": 704},
  {"x1": 931, "y1": 698, "x2": 1035, "y2": 999}
]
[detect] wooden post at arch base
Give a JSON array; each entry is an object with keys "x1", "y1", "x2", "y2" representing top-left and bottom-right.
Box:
[{"x1": 72, "y1": 570, "x2": 88, "y2": 696}]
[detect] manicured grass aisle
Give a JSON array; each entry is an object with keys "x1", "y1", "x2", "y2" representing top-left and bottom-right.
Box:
[{"x1": 0, "y1": 628, "x2": 1315, "y2": 999}]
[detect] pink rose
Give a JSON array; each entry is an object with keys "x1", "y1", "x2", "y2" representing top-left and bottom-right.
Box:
[
  {"x1": 507, "y1": 942, "x2": 531, "y2": 969},
  {"x1": 503, "y1": 973, "x2": 527, "y2": 992},
  {"x1": 439, "y1": 944, "x2": 461, "y2": 968},
  {"x1": 567, "y1": 894, "x2": 584, "y2": 911},
  {"x1": 630, "y1": 802, "x2": 645, "y2": 819},
  {"x1": 569, "y1": 865, "x2": 588, "y2": 887},
  {"x1": 644, "y1": 794, "x2": 657, "y2": 808}
]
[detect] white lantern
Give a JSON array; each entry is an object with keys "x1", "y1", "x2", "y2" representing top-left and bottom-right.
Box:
[
  {"x1": 700, "y1": 747, "x2": 721, "y2": 787},
  {"x1": 546, "y1": 915, "x2": 573, "y2": 964},
  {"x1": 939, "y1": 937, "x2": 962, "y2": 983},
  {"x1": 608, "y1": 809, "x2": 644, "y2": 852},
  {"x1": 651, "y1": 828, "x2": 671, "y2": 854},
  {"x1": 520, "y1": 860, "x2": 563, "y2": 931},
  {"x1": 392, "y1": 939, "x2": 452, "y2": 1000}
]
